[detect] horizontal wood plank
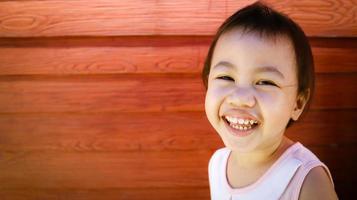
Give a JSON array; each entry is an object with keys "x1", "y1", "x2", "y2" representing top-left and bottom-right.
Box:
[
  {"x1": 0, "y1": 112, "x2": 220, "y2": 152},
  {"x1": 0, "y1": 184, "x2": 342, "y2": 200},
  {"x1": 0, "y1": 44, "x2": 355, "y2": 75},
  {"x1": 0, "y1": 110, "x2": 356, "y2": 153},
  {"x1": 0, "y1": 74, "x2": 206, "y2": 113},
  {"x1": 0, "y1": 188, "x2": 210, "y2": 200},
  {"x1": 0, "y1": 150, "x2": 211, "y2": 189},
  {"x1": 0, "y1": 74, "x2": 356, "y2": 114},
  {"x1": 0, "y1": 147, "x2": 354, "y2": 189},
  {"x1": 1, "y1": 36, "x2": 356, "y2": 48},
  {"x1": 0, "y1": 46, "x2": 206, "y2": 75},
  {"x1": 0, "y1": 0, "x2": 356, "y2": 37}
]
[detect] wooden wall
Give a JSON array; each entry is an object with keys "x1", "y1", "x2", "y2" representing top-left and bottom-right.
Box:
[{"x1": 0, "y1": 0, "x2": 356, "y2": 199}]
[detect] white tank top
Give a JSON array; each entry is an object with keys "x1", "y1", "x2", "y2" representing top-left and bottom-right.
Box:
[{"x1": 208, "y1": 142, "x2": 334, "y2": 200}]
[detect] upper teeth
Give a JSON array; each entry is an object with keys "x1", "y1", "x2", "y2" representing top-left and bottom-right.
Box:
[{"x1": 225, "y1": 116, "x2": 258, "y2": 125}]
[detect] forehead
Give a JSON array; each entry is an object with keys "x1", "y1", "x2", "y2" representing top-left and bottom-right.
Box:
[{"x1": 211, "y1": 28, "x2": 297, "y2": 80}]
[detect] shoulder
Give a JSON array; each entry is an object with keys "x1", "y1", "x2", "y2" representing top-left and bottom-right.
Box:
[
  {"x1": 208, "y1": 147, "x2": 229, "y2": 171},
  {"x1": 298, "y1": 166, "x2": 338, "y2": 200},
  {"x1": 287, "y1": 143, "x2": 338, "y2": 199},
  {"x1": 209, "y1": 147, "x2": 229, "y2": 163}
]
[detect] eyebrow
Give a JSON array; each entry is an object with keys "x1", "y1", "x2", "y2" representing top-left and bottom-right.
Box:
[{"x1": 212, "y1": 61, "x2": 285, "y2": 79}]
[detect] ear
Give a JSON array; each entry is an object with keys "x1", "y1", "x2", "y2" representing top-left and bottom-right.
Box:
[{"x1": 291, "y1": 89, "x2": 310, "y2": 121}]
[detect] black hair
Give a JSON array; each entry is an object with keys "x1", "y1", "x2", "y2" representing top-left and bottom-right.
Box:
[{"x1": 202, "y1": 1, "x2": 315, "y2": 129}]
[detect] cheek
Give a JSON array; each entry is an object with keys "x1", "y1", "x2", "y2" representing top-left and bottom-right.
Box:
[
  {"x1": 204, "y1": 88, "x2": 218, "y2": 117},
  {"x1": 257, "y1": 91, "x2": 295, "y2": 127},
  {"x1": 204, "y1": 86, "x2": 228, "y2": 121},
  {"x1": 257, "y1": 90, "x2": 285, "y2": 107}
]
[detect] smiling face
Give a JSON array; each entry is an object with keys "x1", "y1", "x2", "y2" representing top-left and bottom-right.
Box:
[{"x1": 205, "y1": 28, "x2": 306, "y2": 152}]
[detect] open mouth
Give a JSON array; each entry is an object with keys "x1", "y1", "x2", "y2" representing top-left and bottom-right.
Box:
[{"x1": 223, "y1": 116, "x2": 260, "y2": 132}]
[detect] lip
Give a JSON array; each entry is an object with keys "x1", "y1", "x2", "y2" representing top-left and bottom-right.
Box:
[
  {"x1": 221, "y1": 110, "x2": 261, "y2": 137},
  {"x1": 223, "y1": 119, "x2": 258, "y2": 137},
  {"x1": 221, "y1": 110, "x2": 261, "y2": 122}
]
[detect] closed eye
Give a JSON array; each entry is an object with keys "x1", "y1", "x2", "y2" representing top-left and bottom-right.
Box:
[
  {"x1": 256, "y1": 80, "x2": 277, "y2": 86},
  {"x1": 216, "y1": 75, "x2": 234, "y2": 81}
]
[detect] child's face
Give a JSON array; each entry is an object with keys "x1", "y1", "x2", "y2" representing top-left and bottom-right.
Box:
[{"x1": 205, "y1": 28, "x2": 303, "y2": 152}]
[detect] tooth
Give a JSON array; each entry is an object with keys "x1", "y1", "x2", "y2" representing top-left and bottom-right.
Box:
[
  {"x1": 250, "y1": 120, "x2": 254, "y2": 125},
  {"x1": 225, "y1": 116, "x2": 231, "y2": 122},
  {"x1": 228, "y1": 117, "x2": 233, "y2": 122},
  {"x1": 238, "y1": 119, "x2": 244, "y2": 124},
  {"x1": 244, "y1": 120, "x2": 249, "y2": 125}
]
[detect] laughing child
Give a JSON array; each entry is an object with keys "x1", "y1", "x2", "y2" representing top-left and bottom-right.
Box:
[{"x1": 202, "y1": 2, "x2": 338, "y2": 200}]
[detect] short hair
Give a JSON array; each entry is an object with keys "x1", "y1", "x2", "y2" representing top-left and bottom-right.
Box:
[{"x1": 202, "y1": 1, "x2": 315, "y2": 129}]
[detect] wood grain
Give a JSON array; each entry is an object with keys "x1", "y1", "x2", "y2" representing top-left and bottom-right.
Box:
[
  {"x1": 1, "y1": 36, "x2": 356, "y2": 48},
  {"x1": 0, "y1": 0, "x2": 355, "y2": 199},
  {"x1": 0, "y1": 146, "x2": 354, "y2": 198},
  {"x1": 0, "y1": 110, "x2": 356, "y2": 153},
  {"x1": 0, "y1": 150, "x2": 211, "y2": 189},
  {"x1": 0, "y1": 74, "x2": 356, "y2": 114},
  {"x1": 0, "y1": 44, "x2": 355, "y2": 75},
  {"x1": 0, "y1": 188, "x2": 210, "y2": 200},
  {"x1": 0, "y1": 0, "x2": 355, "y2": 37},
  {"x1": 0, "y1": 46, "x2": 207, "y2": 75}
]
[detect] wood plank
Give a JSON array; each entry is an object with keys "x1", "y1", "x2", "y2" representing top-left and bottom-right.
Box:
[
  {"x1": 0, "y1": 44, "x2": 355, "y2": 75},
  {"x1": 286, "y1": 109, "x2": 357, "y2": 147},
  {"x1": 0, "y1": 74, "x2": 204, "y2": 114},
  {"x1": 0, "y1": 110, "x2": 355, "y2": 153},
  {"x1": 0, "y1": 112, "x2": 221, "y2": 152},
  {"x1": 0, "y1": 188, "x2": 210, "y2": 200},
  {"x1": 1, "y1": 36, "x2": 356, "y2": 48},
  {"x1": 0, "y1": 182, "x2": 353, "y2": 200},
  {"x1": 0, "y1": 150, "x2": 211, "y2": 189},
  {"x1": 0, "y1": 46, "x2": 207, "y2": 75},
  {"x1": 0, "y1": 0, "x2": 248, "y2": 37},
  {"x1": 0, "y1": 146, "x2": 354, "y2": 190},
  {"x1": 0, "y1": 73, "x2": 356, "y2": 114},
  {"x1": 313, "y1": 73, "x2": 357, "y2": 109},
  {"x1": 0, "y1": 0, "x2": 355, "y2": 37}
]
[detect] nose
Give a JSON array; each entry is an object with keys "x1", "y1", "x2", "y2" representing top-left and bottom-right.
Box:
[{"x1": 226, "y1": 86, "x2": 256, "y2": 108}]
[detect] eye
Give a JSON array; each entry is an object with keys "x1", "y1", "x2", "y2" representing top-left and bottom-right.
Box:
[
  {"x1": 216, "y1": 75, "x2": 234, "y2": 81},
  {"x1": 256, "y1": 80, "x2": 277, "y2": 86}
]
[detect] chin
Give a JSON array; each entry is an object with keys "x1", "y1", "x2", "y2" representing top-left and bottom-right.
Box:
[{"x1": 220, "y1": 135, "x2": 258, "y2": 152}]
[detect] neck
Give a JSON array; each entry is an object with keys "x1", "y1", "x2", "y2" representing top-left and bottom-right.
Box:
[{"x1": 230, "y1": 137, "x2": 293, "y2": 168}]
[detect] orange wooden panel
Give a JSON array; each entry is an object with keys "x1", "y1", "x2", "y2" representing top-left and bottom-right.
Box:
[
  {"x1": 0, "y1": 0, "x2": 248, "y2": 37},
  {"x1": 0, "y1": 146, "x2": 354, "y2": 195},
  {"x1": 0, "y1": 74, "x2": 356, "y2": 114},
  {"x1": 0, "y1": 112, "x2": 221, "y2": 152},
  {"x1": 313, "y1": 73, "x2": 357, "y2": 109},
  {"x1": 1, "y1": 36, "x2": 355, "y2": 48},
  {"x1": 0, "y1": 46, "x2": 207, "y2": 75},
  {"x1": 286, "y1": 109, "x2": 357, "y2": 147},
  {"x1": 0, "y1": 0, "x2": 356, "y2": 37},
  {"x1": 0, "y1": 188, "x2": 210, "y2": 200},
  {"x1": 0, "y1": 40, "x2": 355, "y2": 75},
  {"x1": 0, "y1": 110, "x2": 355, "y2": 153},
  {"x1": 0, "y1": 74, "x2": 204, "y2": 114},
  {"x1": 0, "y1": 150, "x2": 211, "y2": 189}
]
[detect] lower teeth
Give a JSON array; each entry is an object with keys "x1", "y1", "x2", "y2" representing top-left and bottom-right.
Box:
[{"x1": 231, "y1": 124, "x2": 253, "y2": 131}]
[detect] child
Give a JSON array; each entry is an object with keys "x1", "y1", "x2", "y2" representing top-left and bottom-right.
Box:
[{"x1": 202, "y1": 2, "x2": 338, "y2": 200}]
